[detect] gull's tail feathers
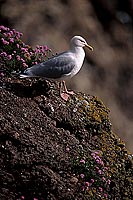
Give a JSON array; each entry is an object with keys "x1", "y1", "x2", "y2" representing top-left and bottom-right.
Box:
[
  {"x1": 19, "y1": 68, "x2": 35, "y2": 78},
  {"x1": 11, "y1": 69, "x2": 33, "y2": 78},
  {"x1": 19, "y1": 74, "x2": 32, "y2": 78}
]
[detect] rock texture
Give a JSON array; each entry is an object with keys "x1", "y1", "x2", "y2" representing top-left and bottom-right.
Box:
[{"x1": 0, "y1": 77, "x2": 132, "y2": 200}]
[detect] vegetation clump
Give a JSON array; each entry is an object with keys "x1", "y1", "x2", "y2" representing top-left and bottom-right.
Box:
[{"x1": 0, "y1": 25, "x2": 52, "y2": 76}]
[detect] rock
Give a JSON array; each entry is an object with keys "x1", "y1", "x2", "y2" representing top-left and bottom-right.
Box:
[{"x1": 0, "y1": 77, "x2": 132, "y2": 200}]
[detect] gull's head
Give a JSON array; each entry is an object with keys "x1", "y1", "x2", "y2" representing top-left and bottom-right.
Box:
[{"x1": 70, "y1": 36, "x2": 93, "y2": 51}]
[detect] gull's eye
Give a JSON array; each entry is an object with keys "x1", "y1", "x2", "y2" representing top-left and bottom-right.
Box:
[{"x1": 80, "y1": 40, "x2": 85, "y2": 43}]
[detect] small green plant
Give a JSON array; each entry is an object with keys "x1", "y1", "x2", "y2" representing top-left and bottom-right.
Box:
[
  {"x1": 0, "y1": 25, "x2": 52, "y2": 76},
  {"x1": 73, "y1": 150, "x2": 111, "y2": 199}
]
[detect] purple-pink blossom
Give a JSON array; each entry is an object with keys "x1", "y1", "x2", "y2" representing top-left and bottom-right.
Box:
[
  {"x1": 22, "y1": 63, "x2": 28, "y2": 68},
  {"x1": 102, "y1": 177, "x2": 106, "y2": 182},
  {"x1": 79, "y1": 159, "x2": 85, "y2": 164},
  {"x1": 104, "y1": 193, "x2": 108, "y2": 198},
  {"x1": 20, "y1": 58, "x2": 25, "y2": 62},
  {"x1": 66, "y1": 147, "x2": 70, "y2": 151},
  {"x1": 10, "y1": 38, "x2": 14, "y2": 43},
  {"x1": 107, "y1": 179, "x2": 111, "y2": 185},
  {"x1": 99, "y1": 187, "x2": 103, "y2": 192},
  {"x1": 0, "y1": 25, "x2": 8, "y2": 31},
  {"x1": 90, "y1": 178, "x2": 94, "y2": 183},
  {"x1": 98, "y1": 169, "x2": 103, "y2": 175},
  {"x1": 21, "y1": 47, "x2": 28, "y2": 53},
  {"x1": 0, "y1": 52, "x2": 7, "y2": 57},
  {"x1": 16, "y1": 44, "x2": 20, "y2": 48},
  {"x1": 81, "y1": 186, "x2": 85, "y2": 191},
  {"x1": 16, "y1": 55, "x2": 21, "y2": 61},
  {"x1": 0, "y1": 25, "x2": 51, "y2": 75},
  {"x1": 0, "y1": 72, "x2": 5, "y2": 77},
  {"x1": 85, "y1": 182, "x2": 90, "y2": 187},
  {"x1": 7, "y1": 55, "x2": 12, "y2": 60},
  {"x1": 1, "y1": 38, "x2": 9, "y2": 45},
  {"x1": 44, "y1": 45, "x2": 49, "y2": 51},
  {"x1": 91, "y1": 152, "x2": 104, "y2": 166},
  {"x1": 80, "y1": 174, "x2": 85, "y2": 178},
  {"x1": 9, "y1": 30, "x2": 13, "y2": 35}
]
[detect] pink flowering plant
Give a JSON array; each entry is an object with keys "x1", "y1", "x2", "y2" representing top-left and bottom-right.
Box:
[
  {"x1": 73, "y1": 150, "x2": 111, "y2": 199},
  {"x1": 0, "y1": 25, "x2": 52, "y2": 76}
]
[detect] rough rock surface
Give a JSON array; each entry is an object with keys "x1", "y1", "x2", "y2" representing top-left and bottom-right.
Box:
[{"x1": 0, "y1": 77, "x2": 132, "y2": 200}]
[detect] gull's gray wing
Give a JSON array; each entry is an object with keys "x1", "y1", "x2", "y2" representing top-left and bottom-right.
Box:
[{"x1": 23, "y1": 53, "x2": 75, "y2": 79}]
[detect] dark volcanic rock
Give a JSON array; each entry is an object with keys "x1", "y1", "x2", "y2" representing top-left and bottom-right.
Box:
[{"x1": 0, "y1": 78, "x2": 132, "y2": 200}]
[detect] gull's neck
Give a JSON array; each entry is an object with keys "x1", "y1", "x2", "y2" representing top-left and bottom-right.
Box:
[
  {"x1": 70, "y1": 44, "x2": 85, "y2": 57},
  {"x1": 68, "y1": 44, "x2": 85, "y2": 78}
]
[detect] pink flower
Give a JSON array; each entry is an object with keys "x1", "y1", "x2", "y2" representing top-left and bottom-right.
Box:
[
  {"x1": 0, "y1": 52, "x2": 7, "y2": 57},
  {"x1": 22, "y1": 63, "x2": 28, "y2": 68},
  {"x1": 9, "y1": 31, "x2": 13, "y2": 35},
  {"x1": 0, "y1": 25, "x2": 8, "y2": 31},
  {"x1": 100, "y1": 160, "x2": 104, "y2": 165},
  {"x1": 16, "y1": 44, "x2": 20, "y2": 48},
  {"x1": 79, "y1": 159, "x2": 85, "y2": 164},
  {"x1": 85, "y1": 182, "x2": 90, "y2": 187},
  {"x1": 0, "y1": 72, "x2": 5, "y2": 77},
  {"x1": 20, "y1": 196, "x2": 25, "y2": 199},
  {"x1": 91, "y1": 151, "x2": 99, "y2": 156},
  {"x1": 94, "y1": 151, "x2": 99, "y2": 155},
  {"x1": 44, "y1": 45, "x2": 49, "y2": 51},
  {"x1": 7, "y1": 55, "x2": 12, "y2": 60},
  {"x1": 104, "y1": 167, "x2": 108, "y2": 170},
  {"x1": 3, "y1": 33, "x2": 7, "y2": 37},
  {"x1": 21, "y1": 47, "x2": 27, "y2": 52},
  {"x1": 107, "y1": 179, "x2": 111, "y2": 185},
  {"x1": 102, "y1": 177, "x2": 106, "y2": 182},
  {"x1": 16, "y1": 55, "x2": 21, "y2": 61},
  {"x1": 20, "y1": 58, "x2": 25, "y2": 62},
  {"x1": 81, "y1": 186, "x2": 85, "y2": 191},
  {"x1": 10, "y1": 38, "x2": 14, "y2": 43},
  {"x1": 96, "y1": 158, "x2": 100, "y2": 163},
  {"x1": 1, "y1": 38, "x2": 9, "y2": 45},
  {"x1": 90, "y1": 179, "x2": 94, "y2": 183},
  {"x1": 99, "y1": 187, "x2": 103, "y2": 192},
  {"x1": 66, "y1": 147, "x2": 70, "y2": 151},
  {"x1": 104, "y1": 193, "x2": 108, "y2": 198},
  {"x1": 80, "y1": 174, "x2": 85, "y2": 178},
  {"x1": 98, "y1": 169, "x2": 102, "y2": 175}
]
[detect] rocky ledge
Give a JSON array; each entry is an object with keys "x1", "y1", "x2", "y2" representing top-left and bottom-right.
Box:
[{"x1": 0, "y1": 78, "x2": 132, "y2": 200}]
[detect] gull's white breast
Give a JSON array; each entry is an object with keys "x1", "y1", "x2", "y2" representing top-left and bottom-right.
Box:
[{"x1": 68, "y1": 47, "x2": 85, "y2": 78}]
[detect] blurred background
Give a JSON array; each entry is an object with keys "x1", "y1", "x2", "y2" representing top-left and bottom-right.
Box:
[{"x1": 0, "y1": 0, "x2": 133, "y2": 152}]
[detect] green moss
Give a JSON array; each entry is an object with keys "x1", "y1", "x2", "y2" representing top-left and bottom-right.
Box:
[{"x1": 65, "y1": 93, "x2": 111, "y2": 135}]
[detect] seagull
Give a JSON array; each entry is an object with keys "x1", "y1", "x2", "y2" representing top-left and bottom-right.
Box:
[{"x1": 20, "y1": 36, "x2": 93, "y2": 101}]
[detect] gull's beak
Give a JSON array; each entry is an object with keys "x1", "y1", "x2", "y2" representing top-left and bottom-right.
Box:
[{"x1": 85, "y1": 43, "x2": 93, "y2": 51}]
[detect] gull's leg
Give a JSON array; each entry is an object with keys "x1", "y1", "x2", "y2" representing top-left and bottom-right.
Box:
[
  {"x1": 62, "y1": 80, "x2": 74, "y2": 95},
  {"x1": 56, "y1": 81, "x2": 60, "y2": 89},
  {"x1": 59, "y1": 81, "x2": 70, "y2": 101}
]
